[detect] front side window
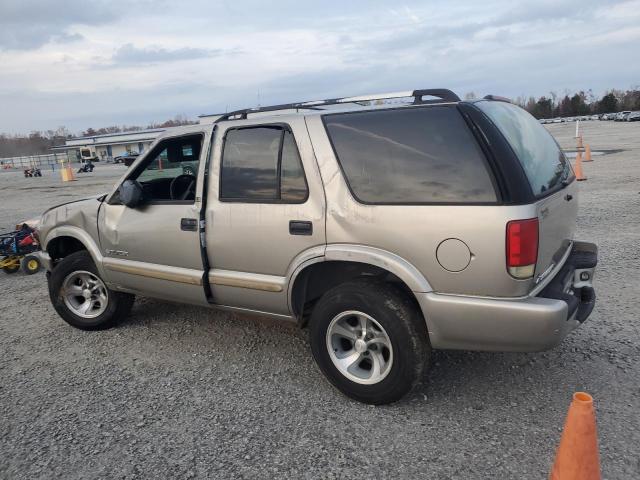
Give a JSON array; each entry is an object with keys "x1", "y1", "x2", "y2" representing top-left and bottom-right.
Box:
[
  {"x1": 130, "y1": 134, "x2": 202, "y2": 202},
  {"x1": 220, "y1": 126, "x2": 308, "y2": 203},
  {"x1": 323, "y1": 106, "x2": 497, "y2": 204}
]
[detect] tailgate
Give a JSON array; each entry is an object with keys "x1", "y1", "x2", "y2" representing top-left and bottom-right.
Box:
[{"x1": 534, "y1": 180, "x2": 578, "y2": 281}]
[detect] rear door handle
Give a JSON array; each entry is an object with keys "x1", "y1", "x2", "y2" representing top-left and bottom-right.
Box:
[
  {"x1": 180, "y1": 218, "x2": 198, "y2": 231},
  {"x1": 289, "y1": 220, "x2": 313, "y2": 236}
]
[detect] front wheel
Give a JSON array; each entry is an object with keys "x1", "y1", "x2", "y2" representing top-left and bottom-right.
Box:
[
  {"x1": 48, "y1": 251, "x2": 135, "y2": 330},
  {"x1": 22, "y1": 254, "x2": 41, "y2": 275},
  {"x1": 309, "y1": 279, "x2": 430, "y2": 405}
]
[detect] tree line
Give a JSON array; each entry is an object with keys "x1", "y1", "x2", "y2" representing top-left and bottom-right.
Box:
[
  {"x1": 0, "y1": 115, "x2": 196, "y2": 158},
  {"x1": 466, "y1": 87, "x2": 640, "y2": 119}
]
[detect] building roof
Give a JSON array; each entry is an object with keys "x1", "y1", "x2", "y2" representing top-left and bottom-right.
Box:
[{"x1": 53, "y1": 128, "x2": 166, "y2": 150}]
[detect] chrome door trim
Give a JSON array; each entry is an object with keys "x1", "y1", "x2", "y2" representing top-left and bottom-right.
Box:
[
  {"x1": 103, "y1": 257, "x2": 203, "y2": 285},
  {"x1": 208, "y1": 269, "x2": 285, "y2": 292}
]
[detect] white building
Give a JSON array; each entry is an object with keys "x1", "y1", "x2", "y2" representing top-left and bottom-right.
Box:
[
  {"x1": 52, "y1": 129, "x2": 165, "y2": 162},
  {"x1": 52, "y1": 115, "x2": 230, "y2": 162}
]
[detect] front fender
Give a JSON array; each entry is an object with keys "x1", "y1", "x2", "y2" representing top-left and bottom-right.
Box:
[{"x1": 43, "y1": 225, "x2": 106, "y2": 278}]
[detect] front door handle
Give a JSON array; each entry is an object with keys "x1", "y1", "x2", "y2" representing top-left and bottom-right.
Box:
[
  {"x1": 180, "y1": 218, "x2": 198, "y2": 231},
  {"x1": 289, "y1": 220, "x2": 313, "y2": 236}
]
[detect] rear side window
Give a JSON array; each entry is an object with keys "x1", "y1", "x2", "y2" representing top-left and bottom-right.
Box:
[
  {"x1": 323, "y1": 107, "x2": 497, "y2": 204},
  {"x1": 220, "y1": 126, "x2": 308, "y2": 203},
  {"x1": 476, "y1": 101, "x2": 573, "y2": 197}
]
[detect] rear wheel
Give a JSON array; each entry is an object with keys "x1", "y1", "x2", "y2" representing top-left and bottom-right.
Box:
[
  {"x1": 48, "y1": 251, "x2": 134, "y2": 330},
  {"x1": 2, "y1": 256, "x2": 20, "y2": 274},
  {"x1": 309, "y1": 279, "x2": 430, "y2": 404}
]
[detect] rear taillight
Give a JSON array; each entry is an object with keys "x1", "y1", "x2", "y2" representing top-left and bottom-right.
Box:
[{"x1": 506, "y1": 218, "x2": 538, "y2": 279}]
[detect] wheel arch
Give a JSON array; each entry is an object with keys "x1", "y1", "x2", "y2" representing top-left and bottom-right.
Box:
[
  {"x1": 44, "y1": 226, "x2": 105, "y2": 276},
  {"x1": 288, "y1": 244, "x2": 433, "y2": 327}
]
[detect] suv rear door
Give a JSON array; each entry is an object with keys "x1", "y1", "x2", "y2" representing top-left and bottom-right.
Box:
[{"x1": 205, "y1": 116, "x2": 326, "y2": 315}]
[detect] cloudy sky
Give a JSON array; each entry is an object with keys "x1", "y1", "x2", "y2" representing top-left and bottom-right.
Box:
[{"x1": 1, "y1": 0, "x2": 639, "y2": 134}]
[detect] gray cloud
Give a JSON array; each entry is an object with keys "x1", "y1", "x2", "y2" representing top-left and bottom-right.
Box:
[
  {"x1": 1, "y1": 0, "x2": 639, "y2": 133},
  {"x1": 0, "y1": 0, "x2": 122, "y2": 50},
  {"x1": 372, "y1": 0, "x2": 630, "y2": 54},
  {"x1": 111, "y1": 44, "x2": 220, "y2": 65}
]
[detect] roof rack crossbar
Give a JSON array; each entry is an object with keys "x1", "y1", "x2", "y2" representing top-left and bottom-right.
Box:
[{"x1": 214, "y1": 88, "x2": 460, "y2": 123}]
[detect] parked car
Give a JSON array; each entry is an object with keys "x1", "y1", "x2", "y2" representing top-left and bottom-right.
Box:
[
  {"x1": 37, "y1": 89, "x2": 598, "y2": 404},
  {"x1": 114, "y1": 152, "x2": 140, "y2": 166},
  {"x1": 626, "y1": 111, "x2": 640, "y2": 122},
  {"x1": 615, "y1": 111, "x2": 631, "y2": 121}
]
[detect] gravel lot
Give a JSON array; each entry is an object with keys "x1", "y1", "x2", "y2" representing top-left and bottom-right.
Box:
[{"x1": 1, "y1": 121, "x2": 639, "y2": 479}]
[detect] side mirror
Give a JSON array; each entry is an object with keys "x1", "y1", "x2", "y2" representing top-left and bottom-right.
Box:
[{"x1": 117, "y1": 179, "x2": 145, "y2": 208}]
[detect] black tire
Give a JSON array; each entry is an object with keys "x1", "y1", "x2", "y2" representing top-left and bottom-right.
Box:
[
  {"x1": 22, "y1": 254, "x2": 42, "y2": 275},
  {"x1": 2, "y1": 264, "x2": 19, "y2": 274},
  {"x1": 309, "y1": 278, "x2": 430, "y2": 405},
  {"x1": 48, "y1": 251, "x2": 135, "y2": 330}
]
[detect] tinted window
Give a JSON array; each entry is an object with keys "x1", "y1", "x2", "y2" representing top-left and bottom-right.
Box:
[
  {"x1": 324, "y1": 107, "x2": 497, "y2": 204},
  {"x1": 476, "y1": 101, "x2": 573, "y2": 197},
  {"x1": 220, "y1": 127, "x2": 308, "y2": 202}
]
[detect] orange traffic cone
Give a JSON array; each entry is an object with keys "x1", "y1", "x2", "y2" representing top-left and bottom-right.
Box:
[
  {"x1": 574, "y1": 151, "x2": 587, "y2": 181},
  {"x1": 61, "y1": 165, "x2": 76, "y2": 182},
  {"x1": 583, "y1": 144, "x2": 593, "y2": 162},
  {"x1": 549, "y1": 392, "x2": 601, "y2": 480},
  {"x1": 577, "y1": 135, "x2": 584, "y2": 150}
]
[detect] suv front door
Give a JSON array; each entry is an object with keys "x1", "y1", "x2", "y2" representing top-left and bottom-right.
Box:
[
  {"x1": 206, "y1": 117, "x2": 326, "y2": 316},
  {"x1": 98, "y1": 131, "x2": 210, "y2": 306}
]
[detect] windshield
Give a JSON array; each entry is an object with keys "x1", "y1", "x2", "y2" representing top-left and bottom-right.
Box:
[{"x1": 476, "y1": 101, "x2": 573, "y2": 197}]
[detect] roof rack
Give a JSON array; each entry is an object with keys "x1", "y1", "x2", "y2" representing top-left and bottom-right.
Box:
[
  {"x1": 214, "y1": 88, "x2": 460, "y2": 123},
  {"x1": 483, "y1": 94, "x2": 512, "y2": 103}
]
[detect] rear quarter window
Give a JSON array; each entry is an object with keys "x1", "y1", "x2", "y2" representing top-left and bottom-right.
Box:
[
  {"x1": 323, "y1": 106, "x2": 497, "y2": 204},
  {"x1": 476, "y1": 101, "x2": 573, "y2": 197}
]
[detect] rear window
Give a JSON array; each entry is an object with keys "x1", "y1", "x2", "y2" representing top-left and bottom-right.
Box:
[
  {"x1": 476, "y1": 101, "x2": 573, "y2": 197},
  {"x1": 323, "y1": 106, "x2": 497, "y2": 204}
]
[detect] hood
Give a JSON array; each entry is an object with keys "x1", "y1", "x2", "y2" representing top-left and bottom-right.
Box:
[{"x1": 41, "y1": 193, "x2": 107, "y2": 216}]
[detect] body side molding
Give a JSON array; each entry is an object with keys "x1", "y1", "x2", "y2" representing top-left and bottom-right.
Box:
[
  {"x1": 208, "y1": 269, "x2": 285, "y2": 292},
  {"x1": 104, "y1": 257, "x2": 203, "y2": 285}
]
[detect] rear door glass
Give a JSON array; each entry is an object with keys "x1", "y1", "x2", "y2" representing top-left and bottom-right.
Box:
[
  {"x1": 323, "y1": 106, "x2": 497, "y2": 204},
  {"x1": 219, "y1": 126, "x2": 309, "y2": 203},
  {"x1": 476, "y1": 101, "x2": 573, "y2": 197}
]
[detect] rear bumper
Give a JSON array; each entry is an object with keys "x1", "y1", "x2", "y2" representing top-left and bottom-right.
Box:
[{"x1": 418, "y1": 241, "x2": 598, "y2": 352}]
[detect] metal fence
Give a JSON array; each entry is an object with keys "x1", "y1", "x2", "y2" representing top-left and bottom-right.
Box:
[{"x1": 0, "y1": 153, "x2": 74, "y2": 169}]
